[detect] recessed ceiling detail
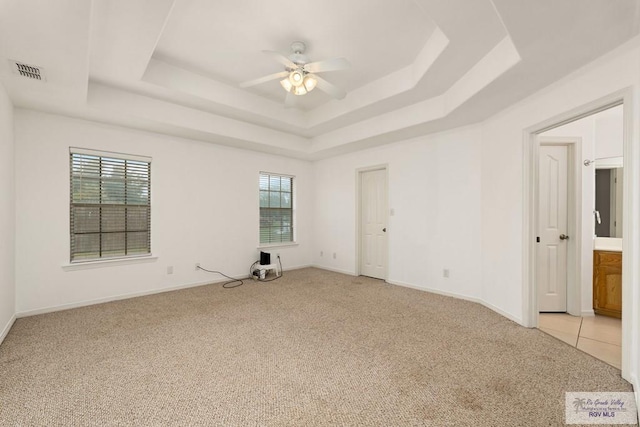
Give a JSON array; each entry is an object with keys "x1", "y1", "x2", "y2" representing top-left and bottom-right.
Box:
[
  {"x1": 154, "y1": 0, "x2": 437, "y2": 110},
  {"x1": 0, "y1": 0, "x2": 638, "y2": 160}
]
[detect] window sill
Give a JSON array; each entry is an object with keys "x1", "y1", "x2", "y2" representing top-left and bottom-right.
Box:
[
  {"x1": 62, "y1": 255, "x2": 158, "y2": 271},
  {"x1": 257, "y1": 242, "x2": 299, "y2": 250}
]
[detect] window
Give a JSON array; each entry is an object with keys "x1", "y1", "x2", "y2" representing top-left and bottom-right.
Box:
[
  {"x1": 259, "y1": 172, "x2": 293, "y2": 244},
  {"x1": 70, "y1": 148, "x2": 151, "y2": 262}
]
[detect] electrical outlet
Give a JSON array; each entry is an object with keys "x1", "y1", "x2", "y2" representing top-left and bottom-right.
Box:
[
  {"x1": 333, "y1": 252, "x2": 337, "y2": 259},
  {"x1": 276, "y1": 253, "x2": 280, "y2": 258},
  {"x1": 443, "y1": 269, "x2": 450, "y2": 278},
  {"x1": 167, "y1": 266, "x2": 174, "y2": 275},
  {"x1": 195, "y1": 262, "x2": 200, "y2": 271}
]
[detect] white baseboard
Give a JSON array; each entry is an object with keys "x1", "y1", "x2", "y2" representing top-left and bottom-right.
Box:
[
  {"x1": 283, "y1": 264, "x2": 314, "y2": 272},
  {"x1": 387, "y1": 279, "x2": 523, "y2": 325},
  {"x1": 387, "y1": 279, "x2": 481, "y2": 303},
  {"x1": 16, "y1": 276, "x2": 243, "y2": 318},
  {"x1": 480, "y1": 299, "x2": 522, "y2": 325},
  {"x1": 311, "y1": 265, "x2": 357, "y2": 276},
  {"x1": 0, "y1": 314, "x2": 16, "y2": 345},
  {"x1": 632, "y1": 374, "x2": 640, "y2": 422},
  {"x1": 581, "y1": 309, "x2": 596, "y2": 317},
  {"x1": 16, "y1": 264, "x2": 317, "y2": 318},
  {"x1": 17, "y1": 265, "x2": 521, "y2": 328}
]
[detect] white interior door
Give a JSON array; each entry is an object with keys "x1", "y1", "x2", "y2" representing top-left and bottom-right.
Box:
[
  {"x1": 360, "y1": 168, "x2": 388, "y2": 279},
  {"x1": 537, "y1": 145, "x2": 569, "y2": 312}
]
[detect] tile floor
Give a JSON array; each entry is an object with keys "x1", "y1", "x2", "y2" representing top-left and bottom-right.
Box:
[{"x1": 539, "y1": 313, "x2": 622, "y2": 369}]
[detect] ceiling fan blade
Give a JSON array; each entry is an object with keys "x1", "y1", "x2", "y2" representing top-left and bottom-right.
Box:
[
  {"x1": 262, "y1": 50, "x2": 297, "y2": 69},
  {"x1": 239, "y1": 71, "x2": 289, "y2": 88},
  {"x1": 303, "y1": 57, "x2": 350, "y2": 73},
  {"x1": 284, "y1": 91, "x2": 296, "y2": 108},
  {"x1": 314, "y1": 75, "x2": 346, "y2": 100}
]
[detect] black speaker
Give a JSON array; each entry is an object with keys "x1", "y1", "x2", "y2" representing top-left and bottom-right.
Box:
[{"x1": 260, "y1": 251, "x2": 271, "y2": 265}]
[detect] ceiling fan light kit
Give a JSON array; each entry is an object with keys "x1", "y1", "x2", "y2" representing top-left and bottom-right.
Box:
[
  {"x1": 292, "y1": 84, "x2": 307, "y2": 96},
  {"x1": 281, "y1": 71, "x2": 317, "y2": 96},
  {"x1": 280, "y1": 78, "x2": 293, "y2": 92},
  {"x1": 289, "y1": 69, "x2": 304, "y2": 86},
  {"x1": 303, "y1": 75, "x2": 317, "y2": 92},
  {"x1": 240, "y1": 41, "x2": 350, "y2": 104}
]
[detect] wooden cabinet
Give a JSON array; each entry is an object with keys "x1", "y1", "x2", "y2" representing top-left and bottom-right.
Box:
[{"x1": 593, "y1": 250, "x2": 622, "y2": 318}]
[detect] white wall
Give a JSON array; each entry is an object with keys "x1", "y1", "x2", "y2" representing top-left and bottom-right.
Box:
[
  {"x1": 0, "y1": 82, "x2": 15, "y2": 343},
  {"x1": 481, "y1": 38, "x2": 640, "y2": 394},
  {"x1": 594, "y1": 107, "x2": 624, "y2": 159},
  {"x1": 14, "y1": 110, "x2": 313, "y2": 314},
  {"x1": 313, "y1": 125, "x2": 483, "y2": 301}
]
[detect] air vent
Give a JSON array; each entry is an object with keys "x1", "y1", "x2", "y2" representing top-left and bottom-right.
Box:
[{"x1": 10, "y1": 61, "x2": 45, "y2": 81}]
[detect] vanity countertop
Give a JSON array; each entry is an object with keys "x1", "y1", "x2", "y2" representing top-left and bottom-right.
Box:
[{"x1": 594, "y1": 237, "x2": 623, "y2": 252}]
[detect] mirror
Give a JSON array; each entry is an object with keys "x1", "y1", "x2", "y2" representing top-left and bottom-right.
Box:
[{"x1": 594, "y1": 157, "x2": 623, "y2": 237}]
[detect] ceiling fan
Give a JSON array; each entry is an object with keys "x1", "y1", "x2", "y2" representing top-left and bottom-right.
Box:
[{"x1": 239, "y1": 41, "x2": 350, "y2": 107}]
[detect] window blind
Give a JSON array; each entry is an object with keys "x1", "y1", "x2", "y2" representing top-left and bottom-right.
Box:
[
  {"x1": 70, "y1": 150, "x2": 151, "y2": 261},
  {"x1": 259, "y1": 172, "x2": 293, "y2": 244}
]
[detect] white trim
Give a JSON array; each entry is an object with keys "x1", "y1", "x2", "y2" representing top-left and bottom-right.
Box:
[
  {"x1": 22, "y1": 264, "x2": 316, "y2": 318},
  {"x1": 17, "y1": 278, "x2": 193, "y2": 316},
  {"x1": 280, "y1": 264, "x2": 313, "y2": 271},
  {"x1": 522, "y1": 87, "x2": 635, "y2": 383},
  {"x1": 62, "y1": 255, "x2": 158, "y2": 271},
  {"x1": 257, "y1": 243, "x2": 299, "y2": 250},
  {"x1": 595, "y1": 156, "x2": 623, "y2": 169},
  {"x1": 258, "y1": 170, "x2": 295, "y2": 179},
  {"x1": 581, "y1": 309, "x2": 595, "y2": 317},
  {"x1": 311, "y1": 265, "x2": 357, "y2": 276},
  {"x1": 523, "y1": 124, "x2": 537, "y2": 328},
  {"x1": 0, "y1": 314, "x2": 16, "y2": 345},
  {"x1": 313, "y1": 268, "x2": 526, "y2": 326},
  {"x1": 480, "y1": 300, "x2": 523, "y2": 325},
  {"x1": 387, "y1": 279, "x2": 479, "y2": 301},
  {"x1": 633, "y1": 375, "x2": 640, "y2": 421},
  {"x1": 69, "y1": 146, "x2": 152, "y2": 163},
  {"x1": 619, "y1": 88, "x2": 637, "y2": 383},
  {"x1": 387, "y1": 279, "x2": 522, "y2": 324},
  {"x1": 16, "y1": 278, "x2": 221, "y2": 318}
]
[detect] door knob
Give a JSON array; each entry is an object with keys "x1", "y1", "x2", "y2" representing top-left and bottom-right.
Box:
[{"x1": 559, "y1": 234, "x2": 569, "y2": 240}]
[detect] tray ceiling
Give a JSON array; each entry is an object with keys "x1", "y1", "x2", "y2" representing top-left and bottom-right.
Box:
[{"x1": 0, "y1": 0, "x2": 638, "y2": 159}]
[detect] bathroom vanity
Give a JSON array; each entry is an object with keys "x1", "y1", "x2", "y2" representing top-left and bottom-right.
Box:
[{"x1": 593, "y1": 248, "x2": 622, "y2": 318}]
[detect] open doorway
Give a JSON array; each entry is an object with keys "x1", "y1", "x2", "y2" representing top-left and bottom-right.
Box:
[
  {"x1": 523, "y1": 94, "x2": 637, "y2": 381},
  {"x1": 530, "y1": 101, "x2": 625, "y2": 370}
]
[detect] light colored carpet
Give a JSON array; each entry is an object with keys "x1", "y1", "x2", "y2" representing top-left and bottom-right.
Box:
[{"x1": 0, "y1": 268, "x2": 633, "y2": 426}]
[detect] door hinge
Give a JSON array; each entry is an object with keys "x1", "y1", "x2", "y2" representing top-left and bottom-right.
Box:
[{"x1": 536, "y1": 236, "x2": 540, "y2": 243}]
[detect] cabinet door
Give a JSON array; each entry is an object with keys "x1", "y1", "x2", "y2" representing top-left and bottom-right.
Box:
[{"x1": 593, "y1": 251, "x2": 622, "y2": 318}]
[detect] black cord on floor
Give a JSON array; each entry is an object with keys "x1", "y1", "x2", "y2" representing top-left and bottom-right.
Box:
[
  {"x1": 196, "y1": 266, "x2": 244, "y2": 289},
  {"x1": 249, "y1": 256, "x2": 283, "y2": 282}
]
